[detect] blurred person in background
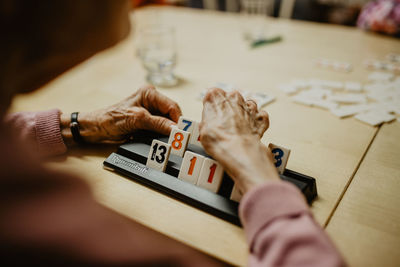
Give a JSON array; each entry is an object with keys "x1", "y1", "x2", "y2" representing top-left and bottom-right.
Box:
[{"x1": 358, "y1": 0, "x2": 400, "y2": 36}]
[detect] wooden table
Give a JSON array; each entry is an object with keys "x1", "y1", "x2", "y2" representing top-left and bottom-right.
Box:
[
  {"x1": 10, "y1": 6, "x2": 400, "y2": 266},
  {"x1": 326, "y1": 122, "x2": 400, "y2": 267}
]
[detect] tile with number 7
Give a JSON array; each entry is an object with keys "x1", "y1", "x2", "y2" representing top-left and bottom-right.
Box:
[
  {"x1": 178, "y1": 151, "x2": 205, "y2": 184},
  {"x1": 168, "y1": 127, "x2": 191, "y2": 157},
  {"x1": 268, "y1": 143, "x2": 291, "y2": 174},
  {"x1": 177, "y1": 116, "x2": 195, "y2": 133},
  {"x1": 146, "y1": 140, "x2": 171, "y2": 172},
  {"x1": 197, "y1": 158, "x2": 224, "y2": 193}
]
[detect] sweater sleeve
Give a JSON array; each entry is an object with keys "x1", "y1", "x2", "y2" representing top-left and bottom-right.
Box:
[
  {"x1": 4, "y1": 109, "x2": 67, "y2": 157},
  {"x1": 239, "y1": 181, "x2": 346, "y2": 267}
]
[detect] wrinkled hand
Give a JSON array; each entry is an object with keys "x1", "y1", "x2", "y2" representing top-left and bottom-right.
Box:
[
  {"x1": 62, "y1": 85, "x2": 182, "y2": 144},
  {"x1": 199, "y1": 88, "x2": 279, "y2": 194}
]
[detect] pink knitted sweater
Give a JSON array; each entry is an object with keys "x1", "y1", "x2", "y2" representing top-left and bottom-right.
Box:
[{"x1": 2, "y1": 109, "x2": 345, "y2": 266}]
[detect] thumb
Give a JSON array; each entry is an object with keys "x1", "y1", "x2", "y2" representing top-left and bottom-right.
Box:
[{"x1": 143, "y1": 115, "x2": 176, "y2": 135}]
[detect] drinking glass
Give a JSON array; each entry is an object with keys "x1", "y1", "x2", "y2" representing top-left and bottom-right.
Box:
[
  {"x1": 137, "y1": 26, "x2": 177, "y2": 87},
  {"x1": 239, "y1": 0, "x2": 272, "y2": 42}
]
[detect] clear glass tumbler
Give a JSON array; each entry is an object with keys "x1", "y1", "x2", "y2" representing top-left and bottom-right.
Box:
[
  {"x1": 239, "y1": 0, "x2": 272, "y2": 42},
  {"x1": 137, "y1": 26, "x2": 177, "y2": 87}
]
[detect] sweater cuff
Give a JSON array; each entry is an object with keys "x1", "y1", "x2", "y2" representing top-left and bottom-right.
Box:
[
  {"x1": 35, "y1": 109, "x2": 67, "y2": 156},
  {"x1": 239, "y1": 181, "x2": 311, "y2": 245}
]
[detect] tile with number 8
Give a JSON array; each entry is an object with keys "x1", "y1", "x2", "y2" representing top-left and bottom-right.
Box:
[
  {"x1": 168, "y1": 127, "x2": 191, "y2": 157},
  {"x1": 268, "y1": 143, "x2": 291, "y2": 174},
  {"x1": 178, "y1": 151, "x2": 205, "y2": 184},
  {"x1": 146, "y1": 140, "x2": 171, "y2": 172},
  {"x1": 197, "y1": 158, "x2": 224, "y2": 193}
]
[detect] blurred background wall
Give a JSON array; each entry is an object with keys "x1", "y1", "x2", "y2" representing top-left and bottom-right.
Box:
[{"x1": 133, "y1": 0, "x2": 372, "y2": 26}]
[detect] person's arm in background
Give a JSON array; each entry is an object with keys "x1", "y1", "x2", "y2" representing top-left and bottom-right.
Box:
[
  {"x1": 199, "y1": 88, "x2": 346, "y2": 267},
  {"x1": 357, "y1": 0, "x2": 400, "y2": 36},
  {"x1": 4, "y1": 86, "x2": 181, "y2": 157}
]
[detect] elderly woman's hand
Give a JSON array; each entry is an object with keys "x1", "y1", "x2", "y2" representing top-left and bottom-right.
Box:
[
  {"x1": 61, "y1": 85, "x2": 181, "y2": 144},
  {"x1": 199, "y1": 88, "x2": 279, "y2": 194}
]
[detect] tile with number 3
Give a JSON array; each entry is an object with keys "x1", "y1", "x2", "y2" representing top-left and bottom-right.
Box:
[
  {"x1": 197, "y1": 158, "x2": 224, "y2": 193},
  {"x1": 168, "y1": 127, "x2": 190, "y2": 157},
  {"x1": 268, "y1": 143, "x2": 291, "y2": 174},
  {"x1": 230, "y1": 183, "x2": 243, "y2": 202},
  {"x1": 146, "y1": 140, "x2": 171, "y2": 172},
  {"x1": 178, "y1": 151, "x2": 205, "y2": 184}
]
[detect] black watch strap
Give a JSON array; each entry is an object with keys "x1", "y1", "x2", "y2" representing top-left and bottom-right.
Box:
[{"x1": 70, "y1": 112, "x2": 85, "y2": 144}]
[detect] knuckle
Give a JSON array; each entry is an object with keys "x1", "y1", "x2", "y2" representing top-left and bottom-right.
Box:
[
  {"x1": 203, "y1": 93, "x2": 212, "y2": 102},
  {"x1": 264, "y1": 112, "x2": 270, "y2": 123},
  {"x1": 247, "y1": 98, "x2": 257, "y2": 105},
  {"x1": 209, "y1": 87, "x2": 224, "y2": 94},
  {"x1": 156, "y1": 118, "x2": 168, "y2": 130},
  {"x1": 259, "y1": 111, "x2": 270, "y2": 127},
  {"x1": 259, "y1": 110, "x2": 269, "y2": 119},
  {"x1": 246, "y1": 99, "x2": 258, "y2": 110},
  {"x1": 135, "y1": 108, "x2": 148, "y2": 120},
  {"x1": 204, "y1": 87, "x2": 225, "y2": 101},
  {"x1": 230, "y1": 90, "x2": 241, "y2": 96},
  {"x1": 137, "y1": 87, "x2": 146, "y2": 94},
  {"x1": 227, "y1": 90, "x2": 236, "y2": 97},
  {"x1": 140, "y1": 85, "x2": 155, "y2": 91},
  {"x1": 228, "y1": 90, "x2": 244, "y2": 102},
  {"x1": 139, "y1": 85, "x2": 155, "y2": 96},
  {"x1": 170, "y1": 102, "x2": 180, "y2": 112}
]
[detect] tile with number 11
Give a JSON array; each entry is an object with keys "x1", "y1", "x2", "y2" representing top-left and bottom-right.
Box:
[
  {"x1": 197, "y1": 158, "x2": 224, "y2": 193},
  {"x1": 178, "y1": 151, "x2": 205, "y2": 184}
]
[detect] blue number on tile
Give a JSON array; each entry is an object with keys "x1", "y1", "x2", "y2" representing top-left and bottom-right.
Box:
[
  {"x1": 272, "y1": 148, "x2": 284, "y2": 167},
  {"x1": 182, "y1": 119, "x2": 192, "y2": 131}
]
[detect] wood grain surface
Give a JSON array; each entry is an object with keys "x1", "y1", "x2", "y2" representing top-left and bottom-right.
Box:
[{"x1": 10, "y1": 6, "x2": 400, "y2": 266}]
